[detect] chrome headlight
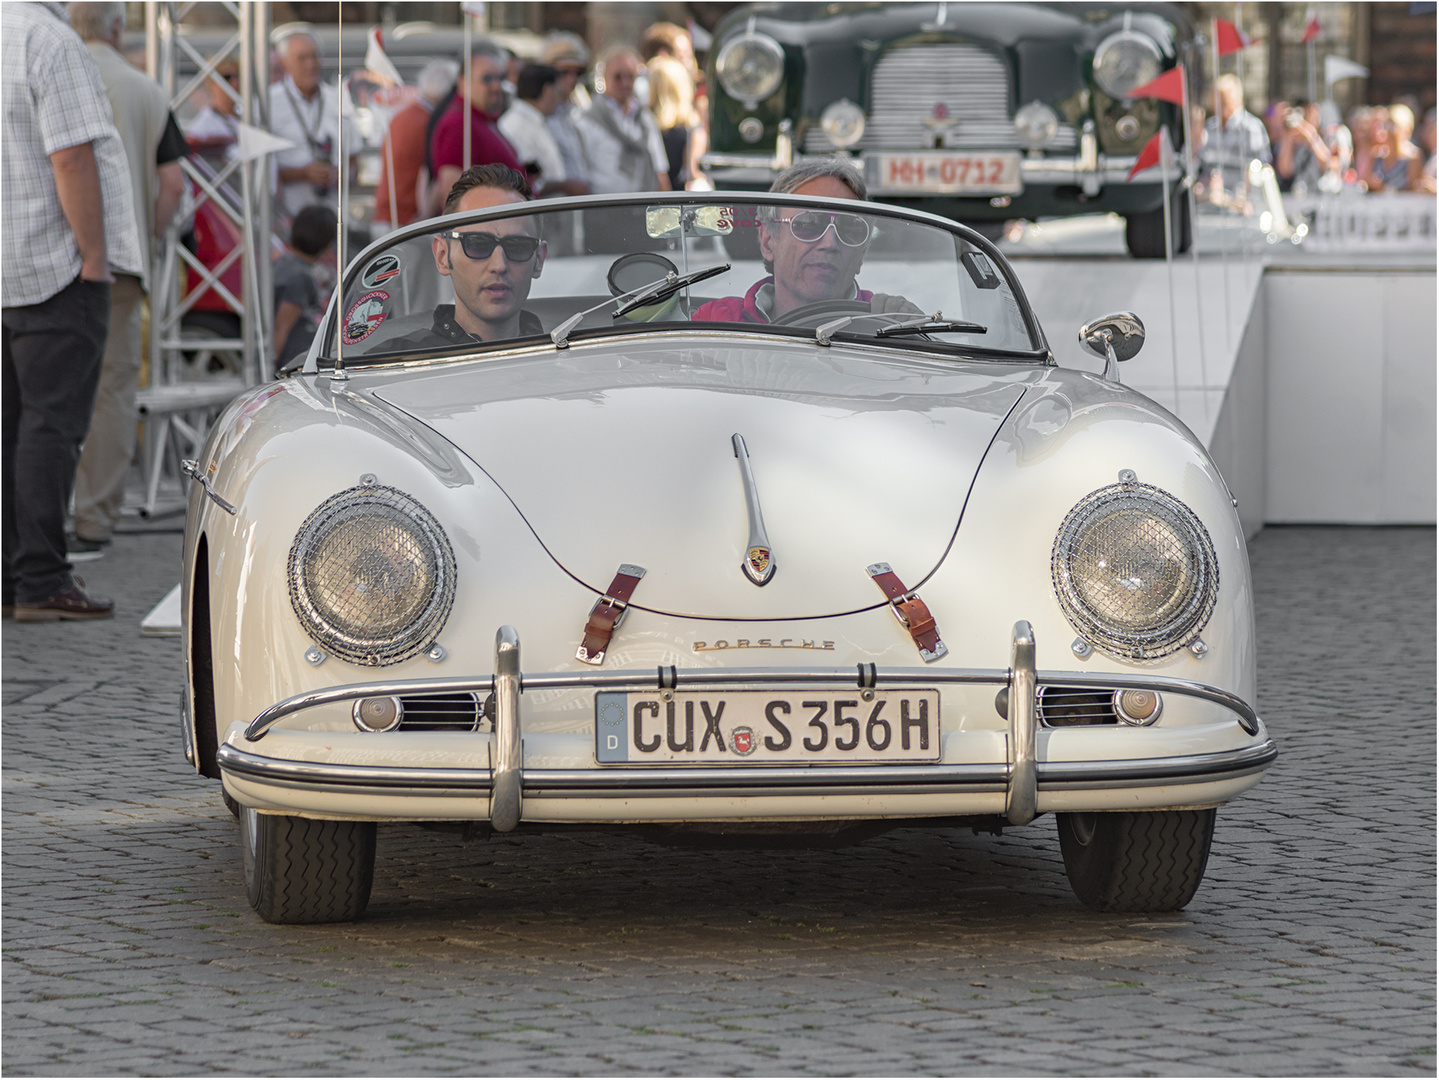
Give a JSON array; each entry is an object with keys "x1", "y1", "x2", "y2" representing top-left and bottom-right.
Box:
[
  {"x1": 1093, "y1": 31, "x2": 1164, "y2": 99},
  {"x1": 1052, "y1": 482, "x2": 1218, "y2": 661},
  {"x1": 289, "y1": 484, "x2": 456, "y2": 667},
  {"x1": 716, "y1": 31, "x2": 785, "y2": 106},
  {"x1": 820, "y1": 99, "x2": 866, "y2": 148},
  {"x1": 1014, "y1": 101, "x2": 1059, "y2": 150}
]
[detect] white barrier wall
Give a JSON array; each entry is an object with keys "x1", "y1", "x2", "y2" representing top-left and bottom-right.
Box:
[{"x1": 1259, "y1": 267, "x2": 1437, "y2": 525}]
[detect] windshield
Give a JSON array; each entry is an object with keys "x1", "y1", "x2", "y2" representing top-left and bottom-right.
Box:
[{"x1": 324, "y1": 194, "x2": 1043, "y2": 364}]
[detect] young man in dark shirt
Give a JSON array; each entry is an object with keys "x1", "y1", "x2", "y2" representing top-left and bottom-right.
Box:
[
  {"x1": 273, "y1": 205, "x2": 337, "y2": 367},
  {"x1": 386, "y1": 164, "x2": 546, "y2": 352}
]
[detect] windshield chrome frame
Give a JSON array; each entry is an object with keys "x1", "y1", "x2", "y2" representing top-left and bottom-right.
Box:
[{"x1": 309, "y1": 191, "x2": 1051, "y2": 372}]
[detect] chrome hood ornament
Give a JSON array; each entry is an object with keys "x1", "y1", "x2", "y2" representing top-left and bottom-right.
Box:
[{"x1": 732, "y1": 433, "x2": 776, "y2": 586}]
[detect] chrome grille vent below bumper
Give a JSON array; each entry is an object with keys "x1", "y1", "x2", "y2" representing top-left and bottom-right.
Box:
[
  {"x1": 1038, "y1": 686, "x2": 1118, "y2": 727},
  {"x1": 802, "y1": 43, "x2": 1077, "y2": 154},
  {"x1": 397, "y1": 692, "x2": 490, "y2": 732}
]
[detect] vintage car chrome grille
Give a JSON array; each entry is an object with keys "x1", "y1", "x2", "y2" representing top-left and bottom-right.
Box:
[
  {"x1": 1052, "y1": 483, "x2": 1219, "y2": 661},
  {"x1": 1038, "y1": 686, "x2": 1118, "y2": 726},
  {"x1": 801, "y1": 43, "x2": 1078, "y2": 154},
  {"x1": 288, "y1": 484, "x2": 456, "y2": 667},
  {"x1": 397, "y1": 692, "x2": 489, "y2": 731}
]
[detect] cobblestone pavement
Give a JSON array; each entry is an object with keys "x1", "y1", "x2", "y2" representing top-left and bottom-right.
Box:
[{"x1": 3, "y1": 525, "x2": 1434, "y2": 1076}]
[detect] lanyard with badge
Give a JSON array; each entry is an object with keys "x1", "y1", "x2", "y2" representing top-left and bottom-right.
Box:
[{"x1": 283, "y1": 81, "x2": 333, "y2": 194}]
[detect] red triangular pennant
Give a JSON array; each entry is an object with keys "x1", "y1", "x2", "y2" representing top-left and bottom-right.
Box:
[
  {"x1": 1129, "y1": 65, "x2": 1187, "y2": 106},
  {"x1": 1127, "y1": 131, "x2": 1163, "y2": 181},
  {"x1": 1302, "y1": 12, "x2": 1322, "y2": 42},
  {"x1": 1214, "y1": 18, "x2": 1252, "y2": 56}
]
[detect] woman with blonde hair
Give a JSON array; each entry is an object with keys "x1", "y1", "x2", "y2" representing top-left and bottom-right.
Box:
[
  {"x1": 646, "y1": 55, "x2": 710, "y2": 190},
  {"x1": 1367, "y1": 102, "x2": 1425, "y2": 191}
]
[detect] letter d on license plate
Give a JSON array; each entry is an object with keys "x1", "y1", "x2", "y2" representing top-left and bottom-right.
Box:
[{"x1": 595, "y1": 690, "x2": 941, "y2": 764}]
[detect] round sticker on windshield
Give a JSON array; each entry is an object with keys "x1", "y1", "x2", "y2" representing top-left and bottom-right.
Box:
[
  {"x1": 360, "y1": 253, "x2": 401, "y2": 288},
  {"x1": 343, "y1": 290, "x2": 389, "y2": 344}
]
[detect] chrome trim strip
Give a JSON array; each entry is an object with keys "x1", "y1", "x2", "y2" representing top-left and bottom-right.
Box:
[
  {"x1": 1037, "y1": 741, "x2": 1278, "y2": 787},
  {"x1": 217, "y1": 743, "x2": 492, "y2": 790},
  {"x1": 732, "y1": 433, "x2": 776, "y2": 586},
  {"x1": 243, "y1": 664, "x2": 1260, "y2": 741},
  {"x1": 490, "y1": 626, "x2": 522, "y2": 831},
  {"x1": 1006, "y1": 621, "x2": 1037, "y2": 825}
]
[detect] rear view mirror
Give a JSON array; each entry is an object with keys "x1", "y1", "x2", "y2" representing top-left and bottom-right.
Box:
[{"x1": 645, "y1": 206, "x2": 734, "y2": 239}]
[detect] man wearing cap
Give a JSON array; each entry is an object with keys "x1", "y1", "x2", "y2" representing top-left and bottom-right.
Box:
[{"x1": 540, "y1": 32, "x2": 592, "y2": 193}]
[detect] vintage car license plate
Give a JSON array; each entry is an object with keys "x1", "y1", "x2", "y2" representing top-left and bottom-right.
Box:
[
  {"x1": 594, "y1": 690, "x2": 941, "y2": 765},
  {"x1": 871, "y1": 151, "x2": 1023, "y2": 195}
]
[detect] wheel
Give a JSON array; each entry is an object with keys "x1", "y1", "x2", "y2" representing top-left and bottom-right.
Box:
[
  {"x1": 1057, "y1": 808, "x2": 1215, "y2": 912},
  {"x1": 1124, "y1": 190, "x2": 1192, "y2": 258},
  {"x1": 771, "y1": 298, "x2": 874, "y2": 327},
  {"x1": 221, "y1": 789, "x2": 240, "y2": 818},
  {"x1": 240, "y1": 806, "x2": 376, "y2": 924}
]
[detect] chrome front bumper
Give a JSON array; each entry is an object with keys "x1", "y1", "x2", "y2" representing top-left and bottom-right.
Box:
[
  {"x1": 220, "y1": 623, "x2": 1274, "y2": 829},
  {"x1": 702, "y1": 151, "x2": 1154, "y2": 196}
]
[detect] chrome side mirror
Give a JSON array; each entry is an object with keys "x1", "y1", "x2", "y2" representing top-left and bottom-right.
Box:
[{"x1": 1078, "y1": 311, "x2": 1144, "y2": 382}]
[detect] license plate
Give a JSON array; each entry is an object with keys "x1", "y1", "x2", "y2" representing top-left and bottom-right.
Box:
[
  {"x1": 594, "y1": 690, "x2": 941, "y2": 765},
  {"x1": 871, "y1": 151, "x2": 1023, "y2": 195}
]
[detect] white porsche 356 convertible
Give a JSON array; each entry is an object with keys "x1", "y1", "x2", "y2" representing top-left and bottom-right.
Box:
[{"x1": 181, "y1": 191, "x2": 1275, "y2": 923}]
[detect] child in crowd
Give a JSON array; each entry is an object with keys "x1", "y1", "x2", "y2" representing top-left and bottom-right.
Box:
[{"x1": 272, "y1": 205, "x2": 336, "y2": 369}]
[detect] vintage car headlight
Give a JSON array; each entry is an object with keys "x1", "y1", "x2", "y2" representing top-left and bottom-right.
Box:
[
  {"x1": 1093, "y1": 31, "x2": 1164, "y2": 99},
  {"x1": 1013, "y1": 101, "x2": 1059, "y2": 150},
  {"x1": 288, "y1": 484, "x2": 456, "y2": 667},
  {"x1": 716, "y1": 31, "x2": 785, "y2": 106},
  {"x1": 1052, "y1": 482, "x2": 1218, "y2": 661},
  {"x1": 820, "y1": 99, "x2": 866, "y2": 148}
]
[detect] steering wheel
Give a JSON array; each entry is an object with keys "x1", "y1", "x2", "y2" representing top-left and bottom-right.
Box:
[{"x1": 770, "y1": 299, "x2": 874, "y2": 327}]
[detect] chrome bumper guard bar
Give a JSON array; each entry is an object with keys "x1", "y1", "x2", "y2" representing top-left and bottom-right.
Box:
[{"x1": 231, "y1": 624, "x2": 1267, "y2": 832}]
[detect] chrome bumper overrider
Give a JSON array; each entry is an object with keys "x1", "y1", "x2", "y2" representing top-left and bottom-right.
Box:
[{"x1": 225, "y1": 624, "x2": 1272, "y2": 832}]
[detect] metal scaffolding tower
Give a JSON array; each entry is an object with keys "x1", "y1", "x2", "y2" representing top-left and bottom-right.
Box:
[{"x1": 145, "y1": 0, "x2": 272, "y2": 388}]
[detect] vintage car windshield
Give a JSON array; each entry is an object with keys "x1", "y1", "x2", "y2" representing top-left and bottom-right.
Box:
[{"x1": 324, "y1": 194, "x2": 1043, "y2": 363}]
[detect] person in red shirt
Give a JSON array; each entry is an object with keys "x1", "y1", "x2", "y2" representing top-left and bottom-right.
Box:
[
  {"x1": 372, "y1": 59, "x2": 457, "y2": 234},
  {"x1": 428, "y1": 41, "x2": 522, "y2": 216}
]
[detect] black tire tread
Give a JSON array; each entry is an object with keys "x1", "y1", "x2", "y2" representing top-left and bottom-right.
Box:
[
  {"x1": 1124, "y1": 192, "x2": 1192, "y2": 259},
  {"x1": 246, "y1": 813, "x2": 376, "y2": 924},
  {"x1": 1058, "y1": 808, "x2": 1215, "y2": 913}
]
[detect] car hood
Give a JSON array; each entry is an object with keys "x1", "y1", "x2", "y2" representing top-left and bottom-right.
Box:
[{"x1": 372, "y1": 336, "x2": 1036, "y2": 619}]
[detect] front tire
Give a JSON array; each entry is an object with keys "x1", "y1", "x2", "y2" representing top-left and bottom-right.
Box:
[
  {"x1": 1057, "y1": 808, "x2": 1215, "y2": 912},
  {"x1": 1124, "y1": 191, "x2": 1192, "y2": 258},
  {"x1": 240, "y1": 807, "x2": 376, "y2": 924}
]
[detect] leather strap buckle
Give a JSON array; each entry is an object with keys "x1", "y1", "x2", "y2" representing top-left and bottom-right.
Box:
[
  {"x1": 867, "y1": 562, "x2": 948, "y2": 663},
  {"x1": 576, "y1": 563, "x2": 646, "y2": 666}
]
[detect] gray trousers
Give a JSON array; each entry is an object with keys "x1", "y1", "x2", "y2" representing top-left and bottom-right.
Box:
[
  {"x1": 2, "y1": 275, "x2": 109, "y2": 602},
  {"x1": 74, "y1": 273, "x2": 144, "y2": 542}
]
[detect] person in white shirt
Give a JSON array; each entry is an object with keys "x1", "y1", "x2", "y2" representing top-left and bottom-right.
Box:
[
  {"x1": 499, "y1": 64, "x2": 587, "y2": 197},
  {"x1": 267, "y1": 31, "x2": 349, "y2": 218},
  {"x1": 575, "y1": 47, "x2": 671, "y2": 195}
]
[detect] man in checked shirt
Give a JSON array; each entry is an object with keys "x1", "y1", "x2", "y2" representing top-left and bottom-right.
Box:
[{"x1": 2, "y1": 1, "x2": 142, "y2": 621}]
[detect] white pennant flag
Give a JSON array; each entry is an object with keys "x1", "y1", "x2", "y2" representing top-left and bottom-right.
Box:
[
  {"x1": 365, "y1": 27, "x2": 403, "y2": 88},
  {"x1": 235, "y1": 121, "x2": 295, "y2": 162},
  {"x1": 1324, "y1": 55, "x2": 1369, "y2": 88}
]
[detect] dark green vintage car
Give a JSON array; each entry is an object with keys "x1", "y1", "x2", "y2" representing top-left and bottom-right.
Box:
[{"x1": 703, "y1": 1, "x2": 1200, "y2": 257}]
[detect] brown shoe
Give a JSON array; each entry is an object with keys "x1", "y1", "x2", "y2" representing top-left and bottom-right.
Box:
[{"x1": 14, "y1": 580, "x2": 114, "y2": 622}]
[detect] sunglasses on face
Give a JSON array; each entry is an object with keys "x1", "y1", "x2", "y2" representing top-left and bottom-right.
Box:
[
  {"x1": 440, "y1": 231, "x2": 540, "y2": 262},
  {"x1": 781, "y1": 211, "x2": 871, "y2": 246}
]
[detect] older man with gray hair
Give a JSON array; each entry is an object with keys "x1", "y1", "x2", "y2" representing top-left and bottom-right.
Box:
[
  {"x1": 372, "y1": 58, "x2": 459, "y2": 234},
  {"x1": 269, "y1": 29, "x2": 349, "y2": 217},
  {"x1": 693, "y1": 159, "x2": 918, "y2": 323}
]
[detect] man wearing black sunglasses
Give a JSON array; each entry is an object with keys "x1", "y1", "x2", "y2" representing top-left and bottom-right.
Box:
[
  {"x1": 693, "y1": 159, "x2": 918, "y2": 323},
  {"x1": 385, "y1": 165, "x2": 548, "y2": 352}
]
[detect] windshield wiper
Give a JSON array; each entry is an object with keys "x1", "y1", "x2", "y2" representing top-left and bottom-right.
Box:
[
  {"x1": 875, "y1": 315, "x2": 988, "y2": 338},
  {"x1": 613, "y1": 262, "x2": 729, "y2": 317},
  {"x1": 550, "y1": 262, "x2": 730, "y2": 348}
]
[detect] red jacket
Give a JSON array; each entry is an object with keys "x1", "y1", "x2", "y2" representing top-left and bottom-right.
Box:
[{"x1": 692, "y1": 276, "x2": 874, "y2": 323}]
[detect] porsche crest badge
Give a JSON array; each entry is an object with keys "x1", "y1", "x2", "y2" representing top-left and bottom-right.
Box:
[{"x1": 743, "y1": 545, "x2": 775, "y2": 587}]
